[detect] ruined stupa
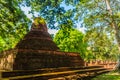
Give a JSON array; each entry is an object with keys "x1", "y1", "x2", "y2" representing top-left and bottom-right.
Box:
[
  {"x1": 16, "y1": 17, "x2": 59, "y2": 51},
  {"x1": 13, "y1": 17, "x2": 84, "y2": 70}
]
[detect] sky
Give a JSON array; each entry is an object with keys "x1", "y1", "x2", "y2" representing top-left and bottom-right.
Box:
[
  {"x1": 21, "y1": 3, "x2": 85, "y2": 35},
  {"x1": 21, "y1": 6, "x2": 58, "y2": 34}
]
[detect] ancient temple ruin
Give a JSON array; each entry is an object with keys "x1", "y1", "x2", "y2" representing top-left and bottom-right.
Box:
[
  {"x1": 0, "y1": 17, "x2": 116, "y2": 80},
  {"x1": 0, "y1": 17, "x2": 84, "y2": 71}
]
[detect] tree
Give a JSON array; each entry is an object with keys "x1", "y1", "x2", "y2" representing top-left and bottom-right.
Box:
[
  {"x1": 20, "y1": 0, "x2": 77, "y2": 29},
  {"x1": 0, "y1": 0, "x2": 31, "y2": 51},
  {"x1": 104, "y1": 0, "x2": 120, "y2": 70},
  {"x1": 75, "y1": 0, "x2": 120, "y2": 69},
  {"x1": 75, "y1": 0, "x2": 120, "y2": 48},
  {"x1": 85, "y1": 27, "x2": 119, "y2": 61},
  {"x1": 104, "y1": 0, "x2": 120, "y2": 52},
  {"x1": 54, "y1": 26, "x2": 89, "y2": 60}
]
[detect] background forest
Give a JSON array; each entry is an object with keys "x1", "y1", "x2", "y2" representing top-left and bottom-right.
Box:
[{"x1": 0, "y1": 0, "x2": 120, "y2": 61}]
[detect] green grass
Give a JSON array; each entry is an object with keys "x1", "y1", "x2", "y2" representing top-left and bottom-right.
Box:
[{"x1": 92, "y1": 72, "x2": 120, "y2": 80}]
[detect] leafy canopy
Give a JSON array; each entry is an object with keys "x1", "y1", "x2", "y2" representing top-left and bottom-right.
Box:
[
  {"x1": 0, "y1": 0, "x2": 31, "y2": 51},
  {"x1": 85, "y1": 27, "x2": 119, "y2": 60},
  {"x1": 75, "y1": 0, "x2": 120, "y2": 60},
  {"x1": 20, "y1": 0, "x2": 78, "y2": 29},
  {"x1": 54, "y1": 26, "x2": 88, "y2": 59}
]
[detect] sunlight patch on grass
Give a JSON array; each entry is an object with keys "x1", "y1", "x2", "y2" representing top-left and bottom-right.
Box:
[{"x1": 92, "y1": 72, "x2": 120, "y2": 80}]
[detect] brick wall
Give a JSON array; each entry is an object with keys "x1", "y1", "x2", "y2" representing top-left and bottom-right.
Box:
[
  {"x1": 84, "y1": 60, "x2": 117, "y2": 69},
  {"x1": 0, "y1": 49, "x2": 84, "y2": 71},
  {"x1": 0, "y1": 49, "x2": 17, "y2": 71},
  {"x1": 13, "y1": 49, "x2": 84, "y2": 70}
]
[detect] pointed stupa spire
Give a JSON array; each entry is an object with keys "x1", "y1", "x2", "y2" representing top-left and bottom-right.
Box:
[{"x1": 31, "y1": 17, "x2": 48, "y2": 32}]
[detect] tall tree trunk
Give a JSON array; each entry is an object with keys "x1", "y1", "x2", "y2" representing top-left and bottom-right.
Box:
[{"x1": 105, "y1": 0, "x2": 120, "y2": 71}]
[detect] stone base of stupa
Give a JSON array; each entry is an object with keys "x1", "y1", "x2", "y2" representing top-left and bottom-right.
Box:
[{"x1": 13, "y1": 49, "x2": 84, "y2": 70}]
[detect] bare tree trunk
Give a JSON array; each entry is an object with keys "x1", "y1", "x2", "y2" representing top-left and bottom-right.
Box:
[{"x1": 105, "y1": 0, "x2": 120, "y2": 71}]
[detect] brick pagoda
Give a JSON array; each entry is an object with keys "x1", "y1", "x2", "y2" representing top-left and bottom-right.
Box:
[{"x1": 13, "y1": 17, "x2": 84, "y2": 70}]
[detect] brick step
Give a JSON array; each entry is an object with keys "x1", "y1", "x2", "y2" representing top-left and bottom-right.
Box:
[
  {"x1": 0, "y1": 66, "x2": 110, "y2": 80},
  {"x1": 49, "y1": 69, "x2": 112, "y2": 80},
  {"x1": 1, "y1": 66, "x2": 103, "y2": 78}
]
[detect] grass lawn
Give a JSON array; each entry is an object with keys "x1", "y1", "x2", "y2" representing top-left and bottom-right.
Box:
[{"x1": 92, "y1": 72, "x2": 120, "y2": 80}]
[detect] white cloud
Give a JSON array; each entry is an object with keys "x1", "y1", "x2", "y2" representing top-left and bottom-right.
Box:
[{"x1": 48, "y1": 29, "x2": 58, "y2": 34}]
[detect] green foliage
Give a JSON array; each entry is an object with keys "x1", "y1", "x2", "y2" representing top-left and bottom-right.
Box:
[
  {"x1": 54, "y1": 27, "x2": 88, "y2": 60},
  {"x1": 50, "y1": 34, "x2": 54, "y2": 40},
  {"x1": 85, "y1": 27, "x2": 119, "y2": 60},
  {"x1": 21, "y1": 0, "x2": 77, "y2": 29},
  {"x1": 0, "y1": 36, "x2": 5, "y2": 51},
  {"x1": 0, "y1": 0, "x2": 31, "y2": 51},
  {"x1": 92, "y1": 72, "x2": 120, "y2": 80},
  {"x1": 75, "y1": 0, "x2": 120, "y2": 37},
  {"x1": 75, "y1": 0, "x2": 120, "y2": 60}
]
